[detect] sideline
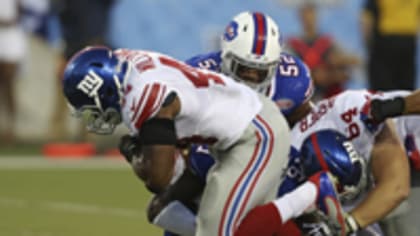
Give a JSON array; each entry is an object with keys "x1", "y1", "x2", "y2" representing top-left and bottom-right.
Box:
[{"x1": 0, "y1": 157, "x2": 128, "y2": 170}]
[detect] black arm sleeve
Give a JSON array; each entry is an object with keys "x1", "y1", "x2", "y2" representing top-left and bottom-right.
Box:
[
  {"x1": 371, "y1": 97, "x2": 405, "y2": 122},
  {"x1": 139, "y1": 118, "x2": 177, "y2": 146}
]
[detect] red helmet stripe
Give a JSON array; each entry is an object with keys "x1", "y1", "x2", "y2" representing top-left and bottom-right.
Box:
[
  {"x1": 252, "y1": 12, "x2": 267, "y2": 55},
  {"x1": 311, "y1": 133, "x2": 330, "y2": 171}
]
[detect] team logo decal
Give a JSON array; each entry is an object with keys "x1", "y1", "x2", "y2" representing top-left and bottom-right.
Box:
[
  {"x1": 77, "y1": 71, "x2": 103, "y2": 97},
  {"x1": 275, "y1": 98, "x2": 295, "y2": 111},
  {"x1": 223, "y1": 21, "x2": 238, "y2": 41}
]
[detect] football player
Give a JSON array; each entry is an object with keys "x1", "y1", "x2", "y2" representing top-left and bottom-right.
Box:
[
  {"x1": 62, "y1": 46, "x2": 341, "y2": 236},
  {"x1": 250, "y1": 90, "x2": 411, "y2": 235},
  {"x1": 186, "y1": 11, "x2": 313, "y2": 127}
]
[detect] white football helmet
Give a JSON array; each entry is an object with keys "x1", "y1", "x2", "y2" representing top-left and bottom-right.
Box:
[{"x1": 221, "y1": 11, "x2": 282, "y2": 90}]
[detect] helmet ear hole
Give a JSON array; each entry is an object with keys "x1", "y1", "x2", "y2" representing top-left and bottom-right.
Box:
[
  {"x1": 243, "y1": 25, "x2": 248, "y2": 32},
  {"x1": 91, "y1": 62, "x2": 103, "y2": 68}
]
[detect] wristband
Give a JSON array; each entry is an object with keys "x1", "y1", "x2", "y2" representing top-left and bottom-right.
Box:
[{"x1": 371, "y1": 97, "x2": 405, "y2": 122}]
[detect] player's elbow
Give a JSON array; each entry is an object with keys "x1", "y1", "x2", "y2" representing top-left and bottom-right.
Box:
[
  {"x1": 396, "y1": 183, "x2": 410, "y2": 201},
  {"x1": 390, "y1": 182, "x2": 410, "y2": 204}
]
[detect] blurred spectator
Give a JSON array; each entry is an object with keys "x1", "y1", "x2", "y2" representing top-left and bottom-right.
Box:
[
  {"x1": 48, "y1": 0, "x2": 115, "y2": 141},
  {"x1": 361, "y1": 0, "x2": 420, "y2": 91},
  {"x1": 20, "y1": 0, "x2": 50, "y2": 36},
  {"x1": 0, "y1": 0, "x2": 27, "y2": 144},
  {"x1": 287, "y1": 2, "x2": 360, "y2": 101}
]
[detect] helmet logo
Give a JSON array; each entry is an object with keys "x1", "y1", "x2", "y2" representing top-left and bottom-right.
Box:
[
  {"x1": 77, "y1": 71, "x2": 104, "y2": 98},
  {"x1": 223, "y1": 21, "x2": 238, "y2": 41},
  {"x1": 275, "y1": 98, "x2": 295, "y2": 111},
  {"x1": 342, "y1": 141, "x2": 358, "y2": 162}
]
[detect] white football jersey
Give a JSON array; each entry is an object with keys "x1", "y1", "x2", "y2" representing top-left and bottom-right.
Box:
[
  {"x1": 290, "y1": 90, "x2": 385, "y2": 209},
  {"x1": 291, "y1": 90, "x2": 385, "y2": 159},
  {"x1": 116, "y1": 49, "x2": 262, "y2": 150},
  {"x1": 291, "y1": 90, "x2": 414, "y2": 210}
]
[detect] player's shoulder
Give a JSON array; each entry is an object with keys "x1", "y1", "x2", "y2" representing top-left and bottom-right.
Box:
[
  {"x1": 334, "y1": 89, "x2": 373, "y2": 102},
  {"x1": 185, "y1": 51, "x2": 222, "y2": 71},
  {"x1": 269, "y1": 52, "x2": 313, "y2": 115},
  {"x1": 279, "y1": 52, "x2": 306, "y2": 66}
]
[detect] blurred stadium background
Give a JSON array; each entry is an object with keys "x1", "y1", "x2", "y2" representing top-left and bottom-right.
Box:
[{"x1": 1, "y1": 0, "x2": 420, "y2": 235}]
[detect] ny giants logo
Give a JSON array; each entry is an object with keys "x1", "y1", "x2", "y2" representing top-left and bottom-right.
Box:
[
  {"x1": 342, "y1": 141, "x2": 359, "y2": 162},
  {"x1": 77, "y1": 71, "x2": 103, "y2": 97}
]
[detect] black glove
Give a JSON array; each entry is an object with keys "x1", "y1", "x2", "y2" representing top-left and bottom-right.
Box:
[{"x1": 118, "y1": 134, "x2": 141, "y2": 163}]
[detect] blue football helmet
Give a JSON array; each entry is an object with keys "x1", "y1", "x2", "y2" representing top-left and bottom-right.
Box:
[
  {"x1": 62, "y1": 46, "x2": 128, "y2": 134},
  {"x1": 300, "y1": 129, "x2": 368, "y2": 203}
]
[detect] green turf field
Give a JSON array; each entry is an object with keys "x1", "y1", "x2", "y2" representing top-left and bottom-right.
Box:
[{"x1": 0, "y1": 157, "x2": 163, "y2": 236}]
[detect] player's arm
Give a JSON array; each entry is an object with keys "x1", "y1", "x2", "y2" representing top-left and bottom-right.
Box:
[
  {"x1": 349, "y1": 120, "x2": 410, "y2": 228},
  {"x1": 368, "y1": 90, "x2": 420, "y2": 123},
  {"x1": 402, "y1": 90, "x2": 420, "y2": 114},
  {"x1": 136, "y1": 94, "x2": 181, "y2": 193}
]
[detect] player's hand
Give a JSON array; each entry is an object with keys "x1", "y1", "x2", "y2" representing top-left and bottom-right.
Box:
[
  {"x1": 296, "y1": 211, "x2": 359, "y2": 236},
  {"x1": 295, "y1": 213, "x2": 335, "y2": 236},
  {"x1": 118, "y1": 134, "x2": 142, "y2": 163}
]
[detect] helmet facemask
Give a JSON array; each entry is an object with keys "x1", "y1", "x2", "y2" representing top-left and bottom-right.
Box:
[
  {"x1": 74, "y1": 105, "x2": 122, "y2": 135},
  {"x1": 222, "y1": 52, "x2": 278, "y2": 90},
  {"x1": 81, "y1": 72, "x2": 124, "y2": 135}
]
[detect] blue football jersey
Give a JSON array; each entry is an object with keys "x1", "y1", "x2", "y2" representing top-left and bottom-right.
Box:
[
  {"x1": 267, "y1": 54, "x2": 313, "y2": 116},
  {"x1": 188, "y1": 144, "x2": 215, "y2": 183},
  {"x1": 277, "y1": 147, "x2": 306, "y2": 197},
  {"x1": 185, "y1": 51, "x2": 222, "y2": 72},
  {"x1": 185, "y1": 51, "x2": 313, "y2": 116}
]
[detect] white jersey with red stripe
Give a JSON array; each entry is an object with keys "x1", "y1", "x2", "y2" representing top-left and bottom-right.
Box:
[
  {"x1": 116, "y1": 49, "x2": 262, "y2": 150},
  {"x1": 291, "y1": 90, "x2": 414, "y2": 211},
  {"x1": 291, "y1": 90, "x2": 385, "y2": 158},
  {"x1": 290, "y1": 90, "x2": 387, "y2": 211}
]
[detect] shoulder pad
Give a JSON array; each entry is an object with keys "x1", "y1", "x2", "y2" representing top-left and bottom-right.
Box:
[
  {"x1": 188, "y1": 145, "x2": 215, "y2": 182},
  {"x1": 269, "y1": 53, "x2": 313, "y2": 116},
  {"x1": 185, "y1": 51, "x2": 222, "y2": 72}
]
